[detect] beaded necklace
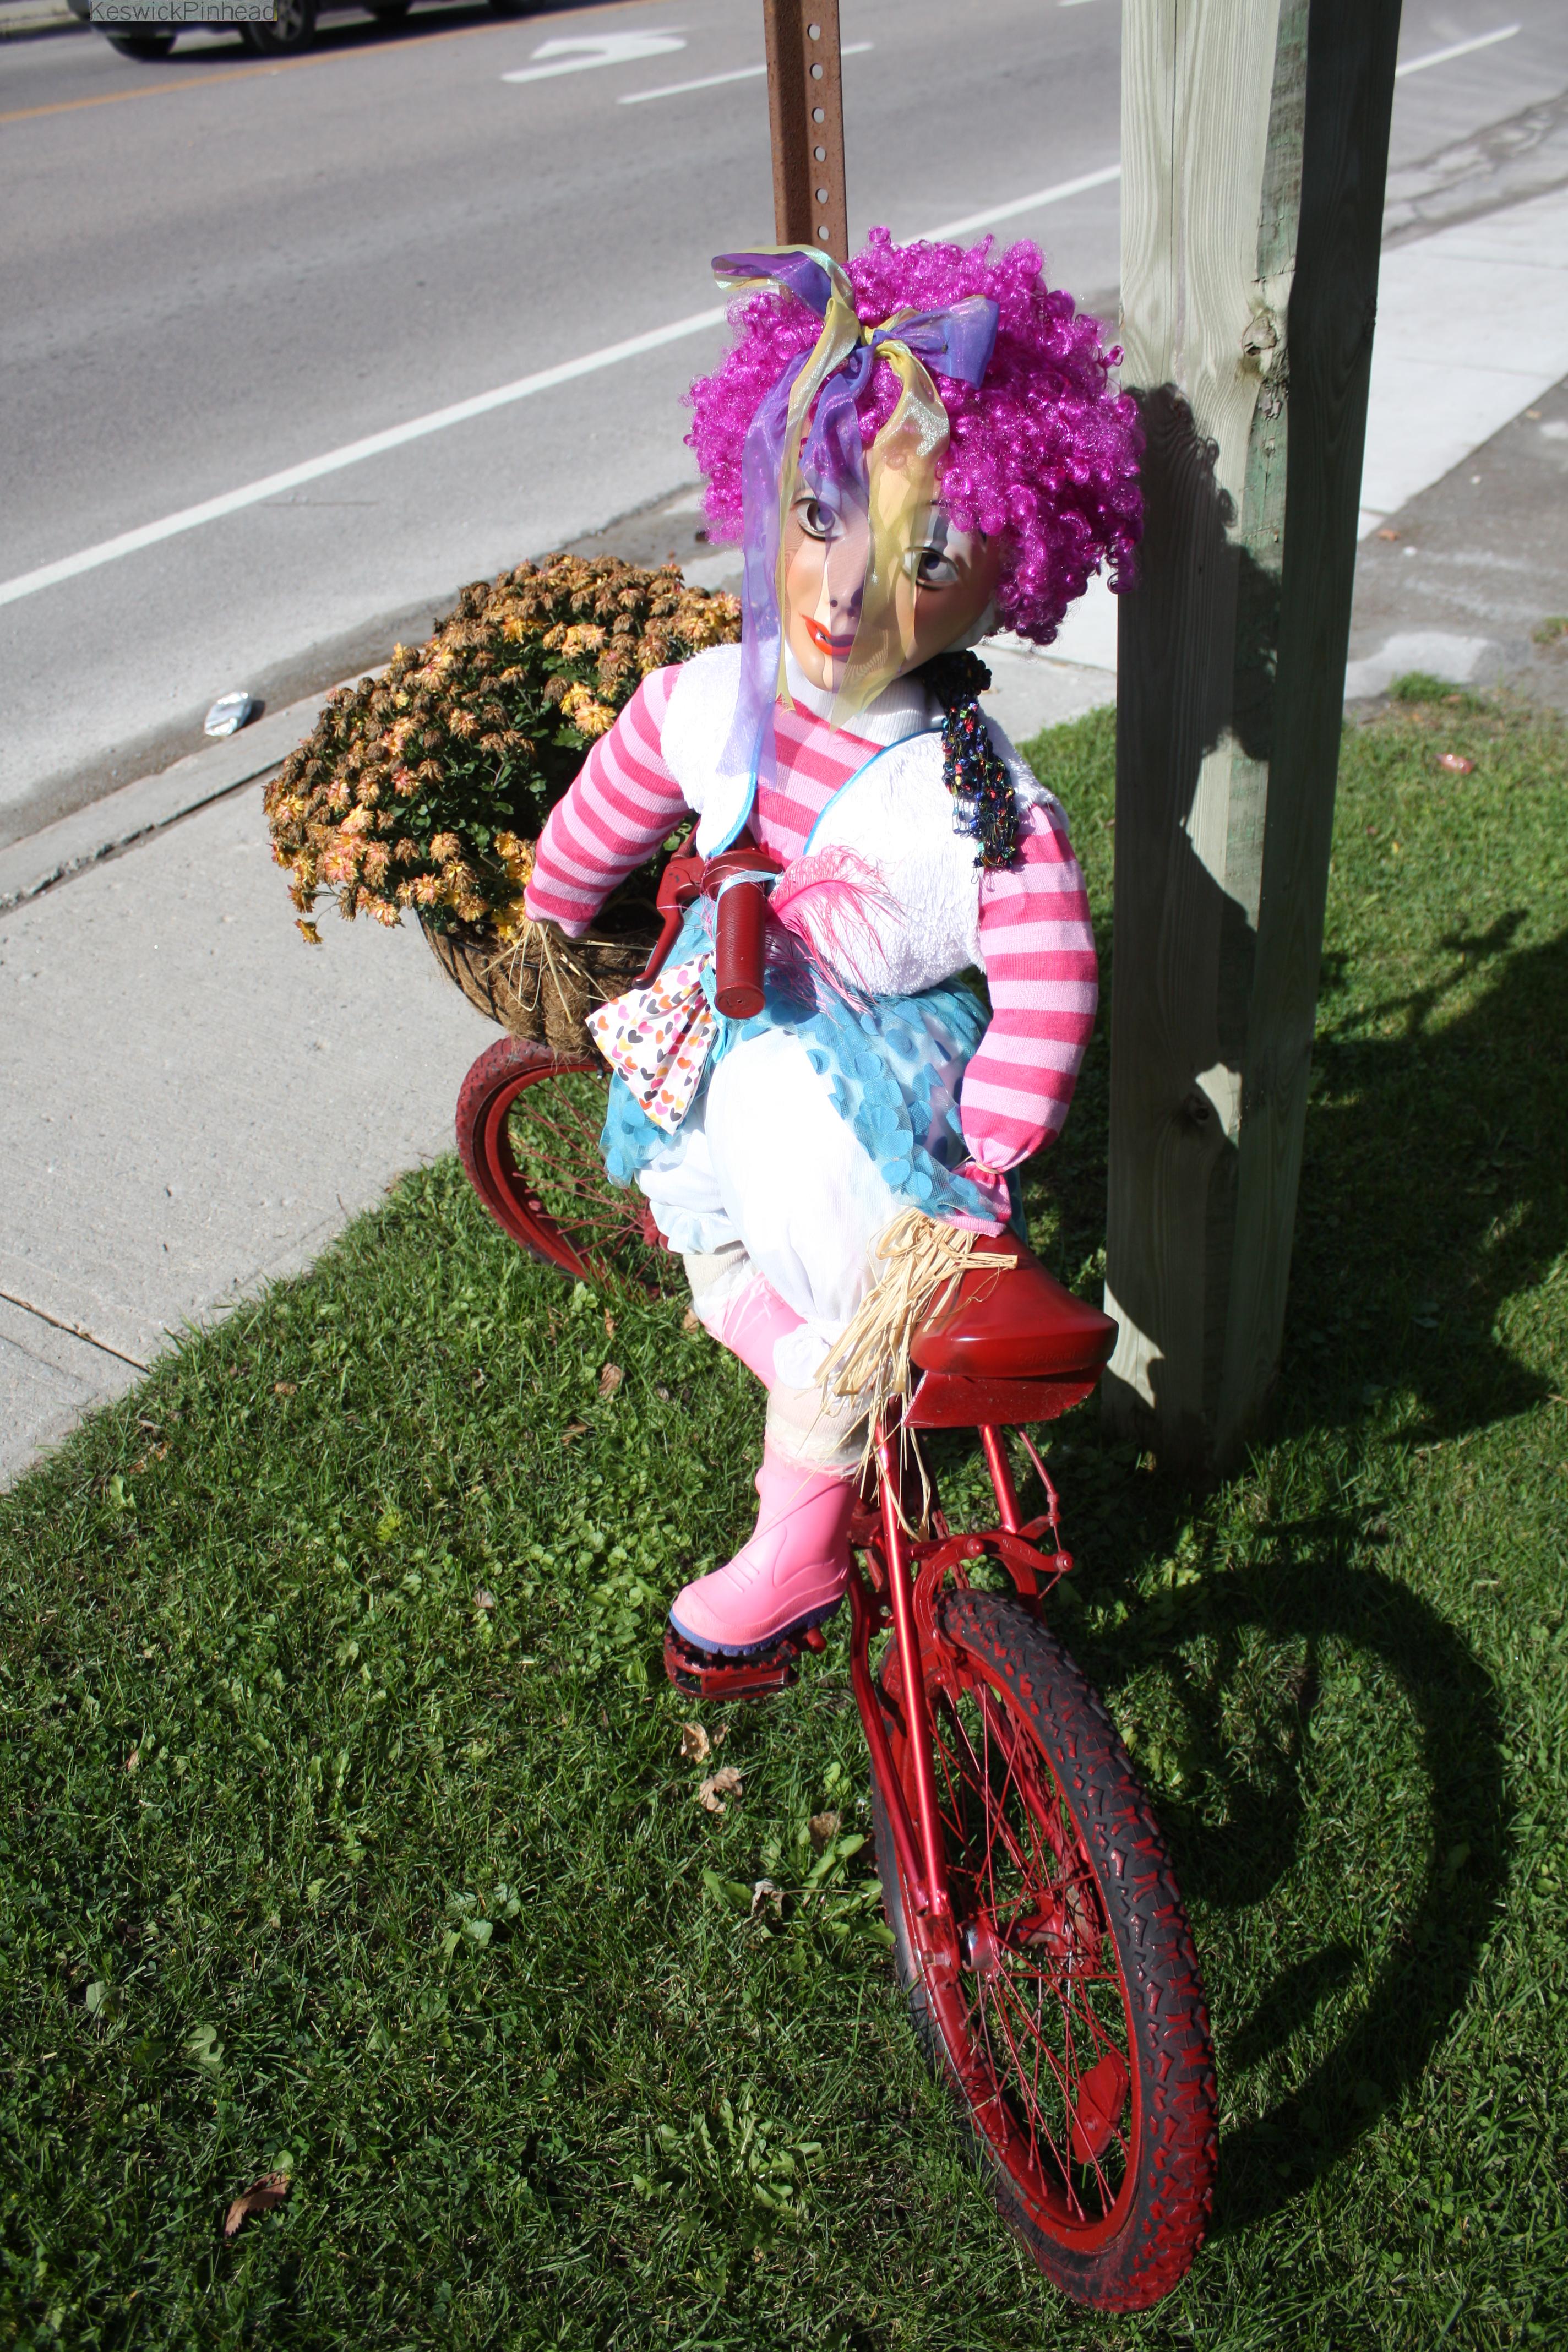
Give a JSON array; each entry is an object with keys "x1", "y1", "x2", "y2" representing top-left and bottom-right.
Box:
[{"x1": 920, "y1": 649, "x2": 1020, "y2": 870}]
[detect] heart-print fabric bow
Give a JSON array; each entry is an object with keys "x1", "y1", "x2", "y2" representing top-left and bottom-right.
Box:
[{"x1": 587, "y1": 959, "x2": 716, "y2": 1135}]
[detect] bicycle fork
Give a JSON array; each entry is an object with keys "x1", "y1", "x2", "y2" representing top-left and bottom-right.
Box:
[
  {"x1": 846, "y1": 1423, "x2": 957, "y2": 1946},
  {"x1": 847, "y1": 1419, "x2": 1056, "y2": 1936}
]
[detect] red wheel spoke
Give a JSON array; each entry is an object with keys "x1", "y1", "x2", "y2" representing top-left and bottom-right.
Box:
[
  {"x1": 896, "y1": 1632, "x2": 1151, "y2": 2239},
  {"x1": 990, "y1": 1968, "x2": 1121, "y2": 2223},
  {"x1": 457, "y1": 1041, "x2": 668, "y2": 1291},
  {"x1": 983, "y1": 1973, "x2": 1071, "y2": 2207},
  {"x1": 977, "y1": 1690, "x2": 1065, "y2": 1901},
  {"x1": 868, "y1": 1582, "x2": 1216, "y2": 2301}
]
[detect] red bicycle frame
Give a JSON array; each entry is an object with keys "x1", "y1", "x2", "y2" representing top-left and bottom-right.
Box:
[{"x1": 845, "y1": 1414, "x2": 1074, "y2": 1945}]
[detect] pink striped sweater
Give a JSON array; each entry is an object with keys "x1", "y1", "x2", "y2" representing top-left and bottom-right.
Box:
[{"x1": 525, "y1": 666, "x2": 1097, "y2": 1177}]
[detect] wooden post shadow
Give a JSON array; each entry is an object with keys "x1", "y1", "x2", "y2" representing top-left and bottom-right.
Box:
[{"x1": 1105, "y1": 0, "x2": 1403, "y2": 1475}]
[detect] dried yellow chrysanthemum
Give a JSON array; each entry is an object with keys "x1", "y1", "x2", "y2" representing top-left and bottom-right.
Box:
[{"x1": 263, "y1": 553, "x2": 738, "y2": 937}]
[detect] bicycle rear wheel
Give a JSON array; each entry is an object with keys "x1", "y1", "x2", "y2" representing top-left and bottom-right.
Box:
[
  {"x1": 455, "y1": 1035, "x2": 668, "y2": 1288},
  {"x1": 871, "y1": 1587, "x2": 1217, "y2": 2311}
]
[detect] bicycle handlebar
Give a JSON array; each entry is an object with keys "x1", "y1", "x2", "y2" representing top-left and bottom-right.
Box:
[{"x1": 635, "y1": 835, "x2": 782, "y2": 1019}]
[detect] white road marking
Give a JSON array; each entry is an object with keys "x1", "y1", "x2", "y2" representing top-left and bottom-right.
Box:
[
  {"x1": 923, "y1": 164, "x2": 1121, "y2": 243},
  {"x1": 621, "y1": 42, "x2": 873, "y2": 105},
  {"x1": 0, "y1": 310, "x2": 727, "y2": 612},
  {"x1": 502, "y1": 32, "x2": 686, "y2": 86},
  {"x1": 1395, "y1": 24, "x2": 1520, "y2": 78},
  {"x1": 0, "y1": 164, "x2": 1125, "y2": 611}
]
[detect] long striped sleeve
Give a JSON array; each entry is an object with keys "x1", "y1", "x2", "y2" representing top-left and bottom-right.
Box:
[
  {"x1": 961, "y1": 798, "x2": 1098, "y2": 1175},
  {"x1": 524, "y1": 667, "x2": 689, "y2": 936}
]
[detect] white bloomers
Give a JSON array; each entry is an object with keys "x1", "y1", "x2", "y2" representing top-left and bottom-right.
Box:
[{"x1": 638, "y1": 1026, "x2": 905, "y2": 1391}]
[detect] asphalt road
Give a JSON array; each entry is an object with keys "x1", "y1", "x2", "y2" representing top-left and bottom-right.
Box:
[{"x1": 2, "y1": 0, "x2": 1564, "y2": 840}]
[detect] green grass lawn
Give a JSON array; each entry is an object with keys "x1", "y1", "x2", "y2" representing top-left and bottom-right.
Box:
[{"x1": 2, "y1": 687, "x2": 1565, "y2": 2350}]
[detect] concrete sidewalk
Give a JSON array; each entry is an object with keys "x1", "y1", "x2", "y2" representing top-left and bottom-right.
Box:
[
  {"x1": 4, "y1": 176, "x2": 1568, "y2": 1487},
  {"x1": 0, "y1": 784, "x2": 491, "y2": 1475}
]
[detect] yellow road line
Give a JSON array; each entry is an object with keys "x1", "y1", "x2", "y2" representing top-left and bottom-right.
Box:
[{"x1": 0, "y1": 17, "x2": 503, "y2": 126}]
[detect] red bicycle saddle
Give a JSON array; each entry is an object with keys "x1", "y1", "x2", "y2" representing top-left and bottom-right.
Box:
[{"x1": 911, "y1": 1233, "x2": 1118, "y2": 1382}]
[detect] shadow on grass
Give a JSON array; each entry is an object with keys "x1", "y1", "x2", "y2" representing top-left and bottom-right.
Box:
[
  {"x1": 1293, "y1": 914, "x2": 1566, "y2": 1442},
  {"x1": 1163, "y1": 1556, "x2": 1500, "y2": 2232},
  {"x1": 1009, "y1": 915, "x2": 1566, "y2": 2230}
]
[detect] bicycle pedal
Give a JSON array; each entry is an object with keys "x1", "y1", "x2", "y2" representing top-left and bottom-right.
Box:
[{"x1": 662, "y1": 1623, "x2": 802, "y2": 1700}]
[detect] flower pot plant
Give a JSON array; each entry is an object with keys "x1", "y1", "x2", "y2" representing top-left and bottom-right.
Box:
[{"x1": 264, "y1": 555, "x2": 740, "y2": 1050}]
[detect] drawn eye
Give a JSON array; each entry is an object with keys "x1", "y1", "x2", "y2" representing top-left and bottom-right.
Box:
[
  {"x1": 796, "y1": 497, "x2": 838, "y2": 541},
  {"x1": 913, "y1": 547, "x2": 961, "y2": 589}
]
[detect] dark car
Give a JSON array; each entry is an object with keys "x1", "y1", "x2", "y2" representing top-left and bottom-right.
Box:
[{"x1": 66, "y1": 0, "x2": 530, "y2": 61}]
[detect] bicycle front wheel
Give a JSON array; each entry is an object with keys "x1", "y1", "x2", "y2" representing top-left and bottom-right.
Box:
[
  {"x1": 454, "y1": 1035, "x2": 668, "y2": 1290},
  {"x1": 871, "y1": 1587, "x2": 1217, "y2": 2311}
]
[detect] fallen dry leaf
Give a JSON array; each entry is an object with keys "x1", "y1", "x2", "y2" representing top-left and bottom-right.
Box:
[
  {"x1": 1376, "y1": 527, "x2": 1400, "y2": 541},
  {"x1": 562, "y1": 1423, "x2": 589, "y2": 1446},
  {"x1": 1438, "y1": 752, "x2": 1475, "y2": 775},
  {"x1": 698, "y1": 1766, "x2": 743, "y2": 1815},
  {"x1": 598, "y1": 1363, "x2": 623, "y2": 1401},
  {"x1": 750, "y1": 1877, "x2": 784, "y2": 1920},
  {"x1": 682, "y1": 1306, "x2": 702, "y2": 1333},
  {"x1": 273, "y1": 1381, "x2": 297, "y2": 1398},
  {"x1": 603, "y1": 1310, "x2": 616, "y2": 1338},
  {"x1": 223, "y1": 2173, "x2": 292, "y2": 2237},
  {"x1": 473, "y1": 1588, "x2": 497, "y2": 1613},
  {"x1": 680, "y1": 1721, "x2": 711, "y2": 1764},
  {"x1": 124, "y1": 1749, "x2": 140, "y2": 1776},
  {"x1": 808, "y1": 1810, "x2": 841, "y2": 1852}
]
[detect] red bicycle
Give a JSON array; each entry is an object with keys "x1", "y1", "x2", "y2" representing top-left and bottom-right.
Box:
[{"x1": 455, "y1": 1030, "x2": 1219, "y2": 2312}]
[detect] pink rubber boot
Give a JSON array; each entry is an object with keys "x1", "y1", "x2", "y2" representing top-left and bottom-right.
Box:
[
  {"x1": 669, "y1": 1442, "x2": 855, "y2": 1655},
  {"x1": 706, "y1": 1273, "x2": 804, "y2": 1390}
]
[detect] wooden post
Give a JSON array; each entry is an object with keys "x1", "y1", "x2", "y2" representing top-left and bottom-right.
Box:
[
  {"x1": 1103, "y1": 0, "x2": 1402, "y2": 1474},
  {"x1": 761, "y1": 0, "x2": 849, "y2": 262}
]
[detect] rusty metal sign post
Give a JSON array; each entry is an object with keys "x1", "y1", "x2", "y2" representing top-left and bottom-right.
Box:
[{"x1": 762, "y1": 0, "x2": 848, "y2": 262}]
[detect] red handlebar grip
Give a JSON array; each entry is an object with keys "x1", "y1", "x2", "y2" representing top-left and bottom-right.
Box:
[{"x1": 712, "y1": 880, "x2": 770, "y2": 1019}]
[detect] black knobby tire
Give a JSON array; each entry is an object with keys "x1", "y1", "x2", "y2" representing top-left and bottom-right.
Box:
[{"x1": 870, "y1": 1589, "x2": 1217, "y2": 2311}]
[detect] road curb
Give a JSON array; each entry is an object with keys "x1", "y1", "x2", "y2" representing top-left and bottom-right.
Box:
[{"x1": 0, "y1": 685, "x2": 340, "y2": 914}]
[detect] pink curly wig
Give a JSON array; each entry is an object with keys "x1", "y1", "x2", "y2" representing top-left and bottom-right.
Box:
[{"x1": 685, "y1": 227, "x2": 1142, "y2": 647}]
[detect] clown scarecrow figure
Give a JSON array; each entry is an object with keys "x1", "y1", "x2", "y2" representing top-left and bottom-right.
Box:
[{"x1": 524, "y1": 230, "x2": 1142, "y2": 1664}]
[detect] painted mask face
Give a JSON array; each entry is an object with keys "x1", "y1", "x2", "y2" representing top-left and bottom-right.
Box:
[{"x1": 781, "y1": 493, "x2": 1003, "y2": 695}]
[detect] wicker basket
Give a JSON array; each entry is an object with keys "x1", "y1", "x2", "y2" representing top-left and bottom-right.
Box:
[{"x1": 423, "y1": 905, "x2": 661, "y2": 1054}]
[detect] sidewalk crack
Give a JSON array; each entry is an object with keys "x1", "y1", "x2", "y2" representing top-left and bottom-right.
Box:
[{"x1": 0, "y1": 1290, "x2": 149, "y2": 1374}]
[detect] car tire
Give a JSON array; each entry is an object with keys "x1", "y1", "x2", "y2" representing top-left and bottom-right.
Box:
[
  {"x1": 104, "y1": 29, "x2": 177, "y2": 55},
  {"x1": 242, "y1": 0, "x2": 316, "y2": 53}
]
